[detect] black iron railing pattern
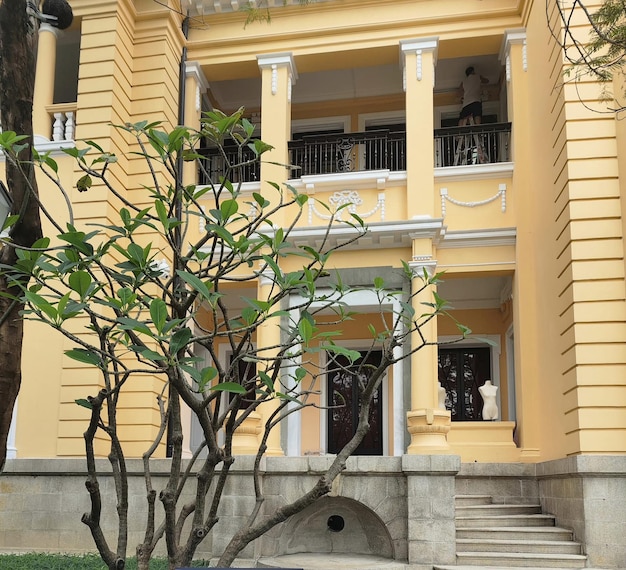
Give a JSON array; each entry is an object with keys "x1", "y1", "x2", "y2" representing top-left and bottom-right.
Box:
[
  {"x1": 197, "y1": 123, "x2": 512, "y2": 183},
  {"x1": 197, "y1": 145, "x2": 260, "y2": 185},
  {"x1": 434, "y1": 122, "x2": 512, "y2": 167},
  {"x1": 288, "y1": 130, "x2": 406, "y2": 177}
]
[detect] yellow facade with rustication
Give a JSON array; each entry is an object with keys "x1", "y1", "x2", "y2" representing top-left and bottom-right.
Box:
[{"x1": 7, "y1": 0, "x2": 626, "y2": 463}]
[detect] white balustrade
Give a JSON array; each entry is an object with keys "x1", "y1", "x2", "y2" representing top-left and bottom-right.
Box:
[{"x1": 52, "y1": 111, "x2": 75, "y2": 142}]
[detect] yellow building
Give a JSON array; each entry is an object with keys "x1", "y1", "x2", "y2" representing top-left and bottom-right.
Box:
[{"x1": 2, "y1": 0, "x2": 626, "y2": 568}]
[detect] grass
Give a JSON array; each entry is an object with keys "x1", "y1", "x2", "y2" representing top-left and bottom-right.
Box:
[{"x1": 0, "y1": 553, "x2": 211, "y2": 569}]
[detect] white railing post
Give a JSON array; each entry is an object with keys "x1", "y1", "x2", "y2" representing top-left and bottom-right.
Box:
[
  {"x1": 52, "y1": 112, "x2": 64, "y2": 142},
  {"x1": 64, "y1": 112, "x2": 75, "y2": 141}
]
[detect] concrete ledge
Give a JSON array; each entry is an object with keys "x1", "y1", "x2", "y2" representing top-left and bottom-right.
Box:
[
  {"x1": 459, "y1": 462, "x2": 537, "y2": 477},
  {"x1": 402, "y1": 454, "x2": 461, "y2": 474},
  {"x1": 536, "y1": 455, "x2": 626, "y2": 477}
]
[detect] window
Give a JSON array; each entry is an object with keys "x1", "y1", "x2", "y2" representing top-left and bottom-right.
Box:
[{"x1": 438, "y1": 347, "x2": 491, "y2": 421}]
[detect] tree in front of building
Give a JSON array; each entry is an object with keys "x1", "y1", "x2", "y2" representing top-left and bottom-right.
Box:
[
  {"x1": 0, "y1": 112, "x2": 463, "y2": 570},
  {"x1": 0, "y1": 0, "x2": 72, "y2": 471},
  {"x1": 550, "y1": 0, "x2": 626, "y2": 111}
]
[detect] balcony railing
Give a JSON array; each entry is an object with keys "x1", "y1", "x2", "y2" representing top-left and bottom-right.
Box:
[
  {"x1": 434, "y1": 122, "x2": 511, "y2": 167},
  {"x1": 198, "y1": 145, "x2": 260, "y2": 185},
  {"x1": 197, "y1": 123, "x2": 512, "y2": 184},
  {"x1": 289, "y1": 130, "x2": 406, "y2": 176}
]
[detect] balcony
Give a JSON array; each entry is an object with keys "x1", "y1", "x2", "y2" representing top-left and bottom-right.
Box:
[{"x1": 197, "y1": 123, "x2": 512, "y2": 184}]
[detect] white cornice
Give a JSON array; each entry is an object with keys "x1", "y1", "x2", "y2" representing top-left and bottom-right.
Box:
[
  {"x1": 259, "y1": 217, "x2": 444, "y2": 252},
  {"x1": 438, "y1": 227, "x2": 516, "y2": 249},
  {"x1": 435, "y1": 162, "x2": 514, "y2": 183}
]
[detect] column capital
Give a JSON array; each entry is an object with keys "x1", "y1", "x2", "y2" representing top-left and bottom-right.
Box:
[
  {"x1": 399, "y1": 37, "x2": 438, "y2": 88},
  {"x1": 500, "y1": 28, "x2": 528, "y2": 79},
  {"x1": 501, "y1": 28, "x2": 527, "y2": 54},
  {"x1": 185, "y1": 61, "x2": 209, "y2": 93},
  {"x1": 38, "y1": 22, "x2": 59, "y2": 37},
  {"x1": 409, "y1": 256, "x2": 437, "y2": 279},
  {"x1": 400, "y1": 37, "x2": 439, "y2": 58},
  {"x1": 257, "y1": 52, "x2": 298, "y2": 84}
]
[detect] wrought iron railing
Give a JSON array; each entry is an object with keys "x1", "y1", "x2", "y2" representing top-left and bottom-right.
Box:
[
  {"x1": 197, "y1": 144, "x2": 260, "y2": 185},
  {"x1": 196, "y1": 124, "x2": 512, "y2": 183},
  {"x1": 434, "y1": 122, "x2": 512, "y2": 167},
  {"x1": 288, "y1": 129, "x2": 406, "y2": 177}
]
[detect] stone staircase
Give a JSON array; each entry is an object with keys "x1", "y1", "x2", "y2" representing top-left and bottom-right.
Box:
[{"x1": 434, "y1": 494, "x2": 587, "y2": 570}]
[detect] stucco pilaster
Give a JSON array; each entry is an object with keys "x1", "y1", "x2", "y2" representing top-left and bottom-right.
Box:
[
  {"x1": 400, "y1": 38, "x2": 438, "y2": 218},
  {"x1": 406, "y1": 251, "x2": 451, "y2": 454}
]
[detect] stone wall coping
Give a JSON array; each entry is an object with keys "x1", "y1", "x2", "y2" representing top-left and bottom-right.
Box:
[
  {"x1": 4, "y1": 455, "x2": 460, "y2": 477},
  {"x1": 536, "y1": 455, "x2": 626, "y2": 477},
  {"x1": 457, "y1": 462, "x2": 537, "y2": 478},
  {"x1": 401, "y1": 454, "x2": 461, "y2": 474}
]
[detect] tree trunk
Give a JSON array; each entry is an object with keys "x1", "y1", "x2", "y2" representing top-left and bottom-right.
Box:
[{"x1": 0, "y1": 0, "x2": 43, "y2": 470}]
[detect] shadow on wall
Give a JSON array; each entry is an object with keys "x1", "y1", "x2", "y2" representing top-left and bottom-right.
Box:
[{"x1": 277, "y1": 496, "x2": 394, "y2": 558}]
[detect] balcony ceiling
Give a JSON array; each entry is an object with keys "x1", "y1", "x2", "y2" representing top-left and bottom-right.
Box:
[{"x1": 208, "y1": 53, "x2": 502, "y2": 111}]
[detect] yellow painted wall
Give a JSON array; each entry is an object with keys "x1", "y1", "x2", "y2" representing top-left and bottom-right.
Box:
[{"x1": 15, "y1": 0, "x2": 626, "y2": 461}]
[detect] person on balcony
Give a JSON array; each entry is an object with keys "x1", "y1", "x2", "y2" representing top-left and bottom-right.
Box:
[{"x1": 458, "y1": 66, "x2": 489, "y2": 126}]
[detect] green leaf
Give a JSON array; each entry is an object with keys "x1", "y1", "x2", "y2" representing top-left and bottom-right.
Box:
[
  {"x1": 457, "y1": 323, "x2": 472, "y2": 338},
  {"x1": 220, "y1": 199, "x2": 239, "y2": 220},
  {"x1": 65, "y1": 348, "x2": 101, "y2": 366},
  {"x1": 252, "y1": 192, "x2": 269, "y2": 208},
  {"x1": 210, "y1": 382, "x2": 247, "y2": 394},
  {"x1": 76, "y1": 174, "x2": 92, "y2": 193},
  {"x1": 258, "y1": 371, "x2": 274, "y2": 391},
  {"x1": 140, "y1": 348, "x2": 164, "y2": 362},
  {"x1": 75, "y1": 399, "x2": 93, "y2": 410},
  {"x1": 117, "y1": 316, "x2": 153, "y2": 336},
  {"x1": 24, "y1": 291, "x2": 57, "y2": 322},
  {"x1": 69, "y1": 270, "x2": 92, "y2": 299},
  {"x1": 323, "y1": 344, "x2": 361, "y2": 363},
  {"x1": 176, "y1": 270, "x2": 213, "y2": 300},
  {"x1": 298, "y1": 318, "x2": 313, "y2": 343},
  {"x1": 2, "y1": 214, "x2": 19, "y2": 231},
  {"x1": 149, "y1": 298, "x2": 168, "y2": 333},
  {"x1": 170, "y1": 327, "x2": 192, "y2": 356},
  {"x1": 294, "y1": 367, "x2": 307, "y2": 382},
  {"x1": 249, "y1": 139, "x2": 274, "y2": 155}
]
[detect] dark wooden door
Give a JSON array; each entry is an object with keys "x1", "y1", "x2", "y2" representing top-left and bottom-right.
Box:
[{"x1": 327, "y1": 350, "x2": 383, "y2": 455}]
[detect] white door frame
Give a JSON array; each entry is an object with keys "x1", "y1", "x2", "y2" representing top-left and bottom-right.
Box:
[{"x1": 287, "y1": 288, "x2": 405, "y2": 456}]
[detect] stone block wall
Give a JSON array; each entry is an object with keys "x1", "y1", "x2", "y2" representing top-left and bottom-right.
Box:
[
  {"x1": 537, "y1": 456, "x2": 626, "y2": 569},
  {"x1": 4, "y1": 456, "x2": 625, "y2": 568},
  {"x1": 455, "y1": 462, "x2": 539, "y2": 503},
  {"x1": 0, "y1": 455, "x2": 460, "y2": 568}
]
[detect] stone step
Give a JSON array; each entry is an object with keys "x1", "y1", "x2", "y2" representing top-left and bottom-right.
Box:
[
  {"x1": 457, "y1": 538, "x2": 582, "y2": 555},
  {"x1": 456, "y1": 551, "x2": 587, "y2": 568},
  {"x1": 455, "y1": 494, "x2": 493, "y2": 506},
  {"x1": 457, "y1": 526, "x2": 574, "y2": 542},
  {"x1": 456, "y1": 514, "x2": 556, "y2": 528},
  {"x1": 456, "y1": 504, "x2": 543, "y2": 517},
  {"x1": 435, "y1": 566, "x2": 592, "y2": 570}
]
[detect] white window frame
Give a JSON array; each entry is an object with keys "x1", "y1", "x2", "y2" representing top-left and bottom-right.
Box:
[
  {"x1": 358, "y1": 110, "x2": 406, "y2": 132},
  {"x1": 291, "y1": 115, "x2": 350, "y2": 137}
]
